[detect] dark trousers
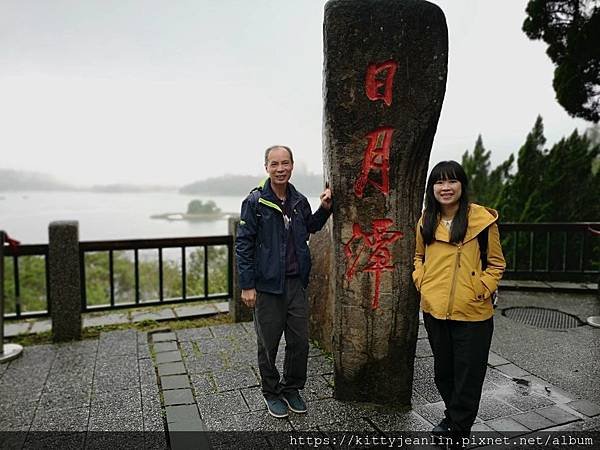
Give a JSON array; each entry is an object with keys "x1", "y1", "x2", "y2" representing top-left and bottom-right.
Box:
[
  {"x1": 254, "y1": 277, "x2": 309, "y2": 400},
  {"x1": 423, "y1": 313, "x2": 493, "y2": 433}
]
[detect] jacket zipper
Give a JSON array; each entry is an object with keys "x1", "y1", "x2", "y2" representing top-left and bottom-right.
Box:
[{"x1": 446, "y1": 244, "x2": 462, "y2": 319}]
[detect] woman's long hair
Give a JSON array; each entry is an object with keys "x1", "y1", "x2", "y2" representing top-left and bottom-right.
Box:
[{"x1": 422, "y1": 160, "x2": 469, "y2": 245}]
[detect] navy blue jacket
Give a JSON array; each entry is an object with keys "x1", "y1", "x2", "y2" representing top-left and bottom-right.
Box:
[{"x1": 235, "y1": 178, "x2": 331, "y2": 294}]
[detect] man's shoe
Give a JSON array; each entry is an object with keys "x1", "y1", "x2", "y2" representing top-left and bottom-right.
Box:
[
  {"x1": 432, "y1": 418, "x2": 451, "y2": 435},
  {"x1": 282, "y1": 391, "x2": 307, "y2": 414},
  {"x1": 263, "y1": 397, "x2": 288, "y2": 418}
]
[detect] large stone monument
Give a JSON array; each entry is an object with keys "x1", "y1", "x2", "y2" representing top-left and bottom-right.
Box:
[{"x1": 309, "y1": 0, "x2": 448, "y2": 405}]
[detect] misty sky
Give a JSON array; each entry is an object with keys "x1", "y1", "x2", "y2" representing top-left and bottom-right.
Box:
[{"x1": 0, "y1": 0, "x2": 591, "y2": 187}]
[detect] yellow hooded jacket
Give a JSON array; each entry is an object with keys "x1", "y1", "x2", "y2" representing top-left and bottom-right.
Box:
[{"x1": 412, "y1": 203, "x2": 506, "y2": 321}]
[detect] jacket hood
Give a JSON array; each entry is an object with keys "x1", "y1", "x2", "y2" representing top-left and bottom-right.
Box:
[{"x1": 433, "y1": 203, "x2": 499, "y2": 244}]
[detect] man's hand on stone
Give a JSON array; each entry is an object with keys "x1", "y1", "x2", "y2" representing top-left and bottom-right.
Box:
[
  {"x1": 241, "y1": 288, "x2": 257, "y2": 308},
  {"x1": 320, "y1": 187, "x2": 332, "y2": 210}
]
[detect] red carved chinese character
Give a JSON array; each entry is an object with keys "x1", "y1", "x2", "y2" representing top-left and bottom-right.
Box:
[
  {"x1": 343, "y1": 219, "x2": 404, "y2": 309},
  {"x1": 354, "y1": 127, "x2": 394, "y2": 198},
  {"x1": 365, "y1": 60, "x2": 398, "y2": 106}
]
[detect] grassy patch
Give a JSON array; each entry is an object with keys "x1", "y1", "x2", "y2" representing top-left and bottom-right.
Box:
[{"x1": 6, "y1": 313, "x2": 233, "y2": 347}]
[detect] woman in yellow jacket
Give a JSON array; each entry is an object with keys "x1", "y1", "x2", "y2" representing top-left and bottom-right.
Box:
[{"x1": 413, "y1": 160, "x2": 505, "y2": 438}]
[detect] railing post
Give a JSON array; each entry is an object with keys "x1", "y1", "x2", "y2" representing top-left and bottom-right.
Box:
[
  {"x1": 228, "y1": 217, "x2": 252, "y2": 323},
  {"x1": 1, "y1": 231, "x2": 23, "y2": 363},
  {"x1": 48, "y1": 221, "x2": 82, "y2": 342}
]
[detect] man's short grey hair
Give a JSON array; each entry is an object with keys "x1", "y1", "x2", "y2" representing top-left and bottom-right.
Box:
[{"x1": 264, "y1": 145, "x2": 294, "y2": 166}]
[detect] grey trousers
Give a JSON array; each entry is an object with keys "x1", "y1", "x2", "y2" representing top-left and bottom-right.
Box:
[{"x1": 254, "y1": 277, "x2": 309, "y2": 400}]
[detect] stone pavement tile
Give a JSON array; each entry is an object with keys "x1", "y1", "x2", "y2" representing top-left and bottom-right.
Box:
[
  {"x1": 240, "y1": 321, "x2": 255, "y2": 334},
  {"x1": 155, "y1": 350, "x2": 182, "y2": 364},
  {"x1": 212, "y1": 366, "x2": 259, "y2": 392},
  {"x1": 415, "y1": 338, "x2": 433, "y2": 357},
  {"x1": 138, "y1": 343, "x2": 152, "y2": 360},
  {"x1": 486, "y1": 417, "x2": 530, "y2": 434},
  {"x1": 131, "y1": 308, "x2": 176, "y2": 322},
  {"x1": 24, "y1": 432, "x2": 86, "y2": 450},
  {"x1": 174, "y1": 304, "x2": 219, "y2": 318},
  {"x1": 210, "y1": 323, "x2": 248, "y2": 338},
  {"x1": 139, "y1": 358, "x2": 157, "y2": 386},
  {"x1": 0, "y1": 381, "x2": 45, "y2": 405},
  {"x1": 176, "y1": 327, "x2": 214, "y2": 341},
  {"x1": 322, "y1": 373, "x2": 334, "y2": 387},
  {"x1": 152, "y1": 331, "x2": 177, "y2": 342},
  {"x1": 303, "y1": 375, "x2": 334, "y2": 401},
  {"x1": 496, "y1": 363, "x2": 531, "y2": 378},
  {"x1": 145, "y1": 432, "x2": 168, "y2": 450},
  {"x1": 488, "y1": 351, "x2": 510, "y2": 367},
  {"x1": 535, "y1": 405, "x2": 581, "y2": 425},
  {"x1": 225, "y1": 348, "x2": 259, "y2": 368},
  {"x1": 521, "y1": 375, "x2": 575, "y2": 404},
  {"x1": 163, "y1": 388, "x2": 195, "y2": 406},
  {"x1": 485, "y1": 368, "x2": 514, "y2": 387},
  {"x1": 205, "y1": 410, "x2": 293, "y2": 432},
  {"x1": 471, "y1": 422, "x2": 501, "y2": 433},
  {"x1": 477, "y1": 395, "x2": 522, "y2": 421},
  {"x1": 142, "y1": 383, "x2": 164, "y2": 432},
  {"x1": 190, "y1": 373, "x2": 218, "y2": 396},
  {"x1": 184, "y1": 353, "x2": 227, "y2": 373},
  {"x1": 94, "y1": 372, "x2": 140, "y2": 393},
  {"x1": 412, "y1": 376, "x2": 443, "y2": 403},
  {"x1": 214, "y1": 302, "x2": 229, "y2": 313},
  {"x1": 413, "y1": 401, "x2": 446, "y2": 426},
  {"x1": 370, "y1": 410, "x2": 433, "y2": 432},
  {"x1": 89, "y1": 401, "x2": 143, "y2": 431},
  {"x1": 161, "y1": 374, "x2": 190, "y2": 390},
  {"x1": 30, "y1": 406, "x2": 89, "y2": 431},
  {"x1": 567, "y1": 399, "x2": 600, "y2": 417},
  {"x1": 411, "y1": 390, "x2": 429, "y2": 406},
  {"x1": 287, "y1": 398, "x2": 374, "y2": 431},
  {"x1": 306, "y1": 355, "x2": 334, "y2": 376},
  {"x1": 83, "y1": 312, "x2": 129, "y2": 327},
  {"x1": 0, "y1": 402, "x2": 37, "y2": 431},
  {"x1": 153, "y1": 341, "x2": 178, "y2": 353},
  {"x1": 197, "y1": 390, "x2": 250, "y2": 420},
  {"x1": 158, "y1": 361, "x2": 187, "y2": 376},
  {"x1": 86, "y1": 432, "x2": 145, "y2": 449},
  {"x1": 179, "y1": 341, "x2": 196, "y2": 359},
  {"x1": 95, "y1": 354, "x2": 139, "y2": 375},
  {"x1": 241, "y1": 386, "x2": 267, "y2": 412},
  {"x1": 91, "y1": 387, "x2": 141, "y2": 411},
  {"x1": 194, "y1": 336, "x2": 234, "y2": 354},
  {"x1": 3, "y1": 321, "x2": 31, "y2": 337},
  {"x1": 319, "y1": 418, "x2": 378, "y2": 432},
  {"x1": 165, "y1": 404, "x2": 201, "y2": 424},
  {"x1": 418, "y1": 323, "x2": 427, "y2": 339},
  {"x1": 512, "y1": 411, "x2": 556, "y2": 431},
  {"x1": 0, "y1": 434, "x2": 27, "y2": 449},
  {"x1": 97, "y1": 331, "x2": 137, "y2": 356},
  {"x1": 38, "y1": 386, "x2": 91, "y2": 411},
  {"x1": 30, "y1": 319, "x2": 51, "y2": 334},
  {"x1": 414, "y1": 356, "x2": 435, "y2": 380},
  {"x1": 497, "y1": 392, "x2": 555, "y2": 412}
]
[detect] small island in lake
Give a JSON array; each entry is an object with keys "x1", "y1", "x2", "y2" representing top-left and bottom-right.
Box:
[{"x1": 151, "y1": 199, "x2": 228, "y2": 221}]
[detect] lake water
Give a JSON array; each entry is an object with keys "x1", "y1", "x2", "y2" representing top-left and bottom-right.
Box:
[{"x1": 0, "y1": 191, "x2": 322, "y2": 244}]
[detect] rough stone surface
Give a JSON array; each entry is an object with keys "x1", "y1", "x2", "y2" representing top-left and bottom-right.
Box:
[
  {"x1": 229, "y1": 217, "x2": 254, "y2": 323},
  {"x1": 322, "y1": 0, "x2": 448, "y2": 406},
  {"x1": 48, "y1": 221, "x2": 82, "y2": 342}
]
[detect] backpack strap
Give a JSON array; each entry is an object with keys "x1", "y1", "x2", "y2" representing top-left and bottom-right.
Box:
[{"x1": 477, "y1": 226, "x2": 489, "y2": 271}]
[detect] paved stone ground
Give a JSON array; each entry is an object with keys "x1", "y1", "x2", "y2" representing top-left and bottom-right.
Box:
[
  {"x1": 0, "y1": 330, "x2": 166, "y2": 448},
  {"x1": 1, "y1": 291, "x2": 598, "y2": 449}
]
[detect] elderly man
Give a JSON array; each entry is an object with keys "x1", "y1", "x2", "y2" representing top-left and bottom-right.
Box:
[{"x1": 235, "y1": 145, "x2": 332, "y2": 418}]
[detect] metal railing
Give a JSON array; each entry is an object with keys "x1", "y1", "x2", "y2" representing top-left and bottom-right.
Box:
[
  {"x1": 2, "y1": 235, "x2": 233, "y2": 319},
  {"x1": 79, "y1": 235, "x2": 233, "y2": 312},
  {"x1": 499, "y1": 223, "x2": 600, "y2": 282}
]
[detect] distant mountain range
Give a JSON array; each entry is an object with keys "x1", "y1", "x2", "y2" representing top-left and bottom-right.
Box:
[{"x1": 0, "y1": 169, "x2": 325, "y2": 196}]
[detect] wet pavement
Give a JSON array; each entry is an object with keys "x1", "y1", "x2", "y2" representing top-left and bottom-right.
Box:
[{"x1": 0, "y1": 290, "x2": 598, "y2": 449}]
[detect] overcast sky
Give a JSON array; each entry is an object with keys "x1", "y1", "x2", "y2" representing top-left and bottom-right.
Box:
[{"x1": 0, "y1": 0, "x2": 592, "y2": 187}]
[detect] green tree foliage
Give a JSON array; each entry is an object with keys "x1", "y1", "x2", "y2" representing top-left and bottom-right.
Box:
[
  {"x1": 187, "y1": 199, "x2": 221, "y2": 215},
  {"x1": 462, "y1": 135, "x2": 514, "y2": 208},
  {"x1": 523, "y1": 0, "x2": 600, "y2": 122}
]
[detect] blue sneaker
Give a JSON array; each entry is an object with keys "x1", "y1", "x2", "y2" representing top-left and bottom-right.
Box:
[
  {"x1": 263, "y1": 397, "x2": 288, "y2": 418},
  {"x1": 282, "y1": 391, "x2": 307, "y2": 414}
]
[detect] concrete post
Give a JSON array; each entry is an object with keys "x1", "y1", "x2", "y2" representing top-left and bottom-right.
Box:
[
  {"x1": 48, "y1": 221, "x2": 82, "y2": 342},
  {"x1": 315, "y1": 0, "x2": 448, "y2": 405},
  {"x1": 228, "y1": 217, "x2": 253, "y2": 323}
]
